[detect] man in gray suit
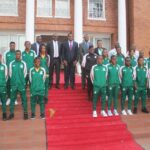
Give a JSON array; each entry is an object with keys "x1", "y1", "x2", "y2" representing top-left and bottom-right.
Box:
[
  {"x1": 31, "y1": 36, "x2": 42, "y2": 56},
  {"x1": 79, "y1": 34, "x2": 92, "y2": 89}
]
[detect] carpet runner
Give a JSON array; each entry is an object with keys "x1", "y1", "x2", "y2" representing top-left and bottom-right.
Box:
[{"x1": 45, "y1": 75, "x2": 142, "y2": 150}]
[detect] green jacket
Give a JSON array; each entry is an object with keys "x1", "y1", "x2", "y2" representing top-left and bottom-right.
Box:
[
  {"x1": 107, "y1": 64, "x2": 120, "y2": 85},
  {"x1": 29, "y1": 67, "x2": 46, "y2": 96},
  {"x1": 90, "y1": 64, "x2": 107, "y2": 87},
  {"x1": 116, "y1": 54, "x2": 124, "y2": 67},
  {"x1": 22, "y1": 50, "x2": 36, "y2": 73},
  {"x1": 4, "y1": 50, "x2": 16, "y2": 68},
  {"x1": 103, "y1": 57, "x2": 109, "y2": 65},
  {"x1": 9, "y1": 59, "x2": 27, "y2": 90},
  {"x1": 0, "y1": 63, "x2": 7, "y2": 93},
  {"x1": 135, "y1": 65, "x2": 148, "y2": 87},
  {"x1": 130, "y1": 56, "x2": 137, "y2": 67},
  {"x1": 147, "y1": 58, "x2": 150, "y2": 69},
  {"x1": 120, "y1": 66, "x2": 134, "y2": 87}
]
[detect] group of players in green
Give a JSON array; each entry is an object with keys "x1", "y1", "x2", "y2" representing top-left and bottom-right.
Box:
[
  {"x1": 0, "y1": 41, "x2": 50, "y2": 120},
  {"x1": 90, "y1": 47, "x2": 150, "y2": 117}
]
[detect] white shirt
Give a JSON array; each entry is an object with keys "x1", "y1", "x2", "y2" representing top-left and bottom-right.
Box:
[{"x1": 53, "y1": 40, "x2": 59, "y2": 58}]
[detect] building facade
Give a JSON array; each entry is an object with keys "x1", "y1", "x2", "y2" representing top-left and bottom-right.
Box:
[{"x1": 0, "y1": 0, "x2": 149, "y2": 56}]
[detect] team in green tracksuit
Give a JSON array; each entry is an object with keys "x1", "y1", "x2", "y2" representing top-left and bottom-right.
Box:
[
  {"x1": 102, "y1": 49, "x2": 109, "y2": 65},
  {"x1": 9, "y1": 50, "x2": 28, "y2": 120},
  {"x1": 29, "y1": 57, "x2": 46, "y2": 119},
  {"x1": 147, "y1": 53, "x2": 150, "y2": 97},
  {"x1": 116, "y1": 47, "x2": 124, "y2": 67},
  {"x1": 0, "y1": 55, "x2": 8, "y2": 120},
  {"x1": 128, "y1": 49, "x2": 137, "y2": 67},
  {"x1": 91, "y1": 56, "x2": 107, "y2": 117},
  {"x1": 133, "y1": 57, "x2": 149, "y2": 114},
  {"x1": 4, "y1": 42, "x2": 16, "y2": 99},
  {"x1": 22, "y1": 47, "x2": 36, "y2": 85},
  {"x1": 120, "y1": 57, "x2": 134, "y2": 114},
  {"x1": 107, "y1": 56, "x2": 120, "y2": 116}
]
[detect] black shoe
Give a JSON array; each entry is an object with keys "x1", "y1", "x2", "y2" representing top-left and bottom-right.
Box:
[
  {"x1": 56, "y1": 85, "x2": 60, "y2": 89},
  {"x1": 49, "y1": 85, "x2": 52, "y2": 89},
  {"x1": 133, "y1": 108, "x2": 137, "y2": 114},
  {"x1": 142, "y1": 108, "x2": 149, "y2": 113},
  {"x1": 8, "y1": 113, "x2": 14, "y2": 120},
  {"x1": 40, "y1": 113, "x2": 45, "y2": 119},
  {"x1": 64, "y1": 85, "x2": 68, "y2": 89},
  {"x1": 2, "y1": 113, "x2": 7, "y2": 121},
  {"x1": 31, "y1": 113, "x2": 35, "y2": 119},
  {"x1": 71, "y1": 85, "x2": 75, "y2": 90},
  {"x1": 82, "y1": 85, "x2": 85, "y2": 90},
  {"x1": 44, "y1": 97, "x2": 48, "y2": 104},
  {"x1": 24, "y1": 113, "x2": 28, "y2": 120}
]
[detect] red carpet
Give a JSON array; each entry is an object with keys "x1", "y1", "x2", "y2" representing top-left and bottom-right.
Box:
[{"x1": 46, "y1": 74, "x2": 142, "y2": 150}]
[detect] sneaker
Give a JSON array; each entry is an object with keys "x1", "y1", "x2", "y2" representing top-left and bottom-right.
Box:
[
  {"x1": 0, "y1": 101, "x2": 2, "y2": 105},
  {"x1": 122, "y1": 110, "x2": 127, "y2": 115},
  {"x1": 142, "y1": 108, "x2": 149, "y2": 113},
  {"x1": 133, "y1": 108, "x2": 137, "y2": 114},
  {"x1": 40, "y1": 113, "x2": 45, "y2": 119},
  {"x1": 114, "y1": 109, "x2": 119, "y2": 116},
  {"x1": 24, "y1": 113, "x2": 28, "y2": 120},
  {"x1": 8, "y1": 113, "x2": 14, "y2": 120},
  {"x1": 127, "y1": 109, "x2": 133, "y2": 115},
  {"x1": 6, "y1": 98, "x2": 10, "y2": 106},
  {"x1": 108, "y1": 110, "x2": 113, "y2": 116},
  {"x1": 92, "y1": 111, "x2": 97, "y2": 118},
  {"x1": 31, "y1": 113, "x2": 35, "y2": 119},
  {"x1": 15, "y1": 100, "x2": 18, "y2": 105},
  {"x1": 101, "y1": 110, "x2": 108, "y2": 117},
  {"x1": 2, "y1": 113, "x2": 7, "y2": 121}
]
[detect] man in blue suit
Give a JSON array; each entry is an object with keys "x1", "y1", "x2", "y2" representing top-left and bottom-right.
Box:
[{"x1": 62, "y1": 33, "x2": 78, "y2": 89}]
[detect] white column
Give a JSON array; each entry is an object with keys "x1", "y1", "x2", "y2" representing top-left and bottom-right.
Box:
[
  {"x1": 74, "y1": 0, "x2": 83, "y2": 44},
  {"x1": 25, "y1": 0, "x2": 35, "y2": 43},
  {"x1": 118, "y1": 0, "x2": 127, "y2": 56}
]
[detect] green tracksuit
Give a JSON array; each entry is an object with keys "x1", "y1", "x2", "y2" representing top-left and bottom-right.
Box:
[
  {"x1": 22, "y1": 50, "x2": 36, "y2": 85},
  {"x1": 120, "y1": 66, "x2": 134, "y2": 110},
  {"x1": 0, "y1": 63, "x2": 7, "y2": 113},
  {"x1": 9, "y1": 59, "x2": 28, "y2": 113},
  {"x1": 29, "y1": 67, "x2": 46, "y2": 114},
  {"x1": 103, "y1": 57, "x2": 109, "y2": 65},
  {"x1": 147, "y1": 58, "x2": 150, "y2": 97},
  {"x1": 107, "y1": 64, "x2": 120, "y2": 110},
  {"x1": 134, "y1": 66, "x2": 148, "y2": 109},
  {"x1": 91, "y1": 64, "x2": 107, "y2": 111},
  {"x1": 4, "y1": 50, "x2": 16, "y2": 98},
  {"x1": 116, "y1": 54, "x2": 124, "y2": 67},
  {"x1": 39, "y1": 55, "x2": 50, "y2": 99},
  {"x1": 130, "y1": 56, "x2": 137, "y2": 67}
]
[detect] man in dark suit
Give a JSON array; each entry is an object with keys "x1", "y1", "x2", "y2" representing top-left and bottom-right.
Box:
[
  {"x1": 31, "y1": 36, "x2": 42, "y2": 56},
  {"x1": 47, "y1": 34, "x2": 62, "y2": 89},
  {"x1": 62, "y1": 33, "x2": 78, "y2": 89},
  {"x1": 79, "y1": 34, "x2": 92, "y2": 89},
  {"x1": 94, "y1": 40, "x2": 105, "y2": 56}
]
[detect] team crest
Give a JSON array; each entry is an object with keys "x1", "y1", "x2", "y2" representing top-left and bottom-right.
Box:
[{"x1": 20, "y1": 64, "x2": 23, "y2": 68}]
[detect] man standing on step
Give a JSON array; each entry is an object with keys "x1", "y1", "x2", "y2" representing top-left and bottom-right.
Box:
[
  {"x1": 3, "y1": 42, "x2": 18, "y2": 106},
  {"x1": 79, "y1": 34, "x2": 92, "y2": 89},
  {"x1": 47, "y1": 34, "x2": 62, "y2": 89},
  {"x1": 133, "y1": 56, "x2": 149, "y2": 114},
  {"x1": 120, "y1": 57, "x2": 134, "y2": 116},
  {"x1": 82, "y1": 45, "x2": 97, "y2": 101},
  {"x1": 90, "y1": 55, "x2": 107, "y2": 117},
  {"x1": 94, "y1": 40, "x2": 105, "y2": 56},
  {"x1": 62, "y1": 33, "x2": 78, "y2": 90},
  {"x1": 8, "y1": 50, "x2": 28, "y2": 120}
]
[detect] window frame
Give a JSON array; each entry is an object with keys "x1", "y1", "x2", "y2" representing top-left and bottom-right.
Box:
[
  {"x1": 54, "y1": 0, "x2": 70, "y2": 19},
  {"x1": 36, "y1": 0, "x2": 53, "y2": 18},
  {"x1": 0, "y1": 0, "x2": 18, "y2": 16},
  {"x1": 88, "y1": 0, "x2": 106, "y2": 21}
]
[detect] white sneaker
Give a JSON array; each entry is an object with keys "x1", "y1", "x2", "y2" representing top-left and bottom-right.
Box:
[
  {"x1": 114, "y1": 109, "x2": 119, "y2": 116},
  {"x1": 127, "y1": 109, "x2": 133, "y2": 115},
  {"x1": 122, "y1": 110, "x2": 127, "y2": 116},
  {"x1": 92, "y1": 111, "x2": 97, "y2": 118},
  {"x1": 6, "y1": 98, "x2": 11, "y2": 106},
  {"x1": 101, "y1": 110, "x2": 108, "y2": 117},
  {"x1": 108, "y1": 110, "x2": 113, "y2": 116},
  {"x1": 15, "y1": 100, "x2": 18, "y2": 105}
]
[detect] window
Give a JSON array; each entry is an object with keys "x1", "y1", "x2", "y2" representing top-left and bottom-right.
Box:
[
  {"x1": 0, "y1": 0, "x2": 18, "y2": 16},
  {"x1": 55, "y1": 0, "x2": 70, "y2": 18},
  {"x1": 88, "y1": 0, "x2": 105, "y2": 20},
  {"x1": 37, "y1": 0, "x2": 52, "y2": 17}
]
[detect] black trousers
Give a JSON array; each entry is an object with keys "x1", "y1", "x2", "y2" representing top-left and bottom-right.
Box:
[
  {"x1": 64, "y1": 63, "x2": 75, "y2": 87},
  {"x1": 86, "y1": 76, "x2": 93, "y2": 98},
  {"x1": 49, "y1": 58, "x2": 60, "y2": 86},
  {"x1": 81, "y1": 67, "x2": 86, "y2": 87}
]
